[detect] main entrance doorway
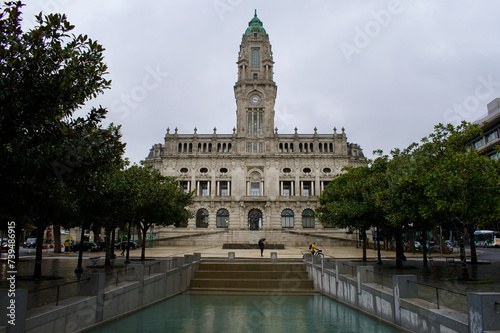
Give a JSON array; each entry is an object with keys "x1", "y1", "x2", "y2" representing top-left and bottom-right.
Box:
[{"x1": 248, "y1": 209, "x2": 262, "y2": 230}]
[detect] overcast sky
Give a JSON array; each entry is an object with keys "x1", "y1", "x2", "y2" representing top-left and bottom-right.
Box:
[{"x1": 20, "y1": 1, "x2": 500, "y2": 164}]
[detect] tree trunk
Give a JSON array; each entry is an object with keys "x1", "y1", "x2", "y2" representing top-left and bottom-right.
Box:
[
  {"x1": 468, "y1": 225, "x2": 478, "y2": 264},
  {"x1": 34, "y1": 226, "x2": 45, "y2": 279},
  {"x1": 111, "y1": 228, "x2": 116, "y2": 259},
  {"x1": 53, "y1": 224, "x2": 61, "y2": 253},
  {"x1": 140, "y1": 224, "x2": 149, "y2": 261},
  {"x1": 361, "y1": 229, "x2": 367, "y2": 261},
  {"x1": 395, "y1": 232, "x2": 404, "y2": 268},
  {"x1": 137, "y1": 224, "x2": 143, "y2": 247},
  {"x1": 104, "y1": 228, "x2": 111, "y2": 267},
  {"x1": 458, "y1": 233, "x2": 469, "y2": 281}
]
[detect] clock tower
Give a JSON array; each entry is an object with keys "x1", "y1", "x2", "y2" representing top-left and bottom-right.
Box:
[{"x1": 234, "y1": 10, "x2": 277, "y2": 140}]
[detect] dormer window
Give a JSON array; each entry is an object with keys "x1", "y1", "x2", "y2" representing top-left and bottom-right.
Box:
[
  {"x1": 252, "y1": 49, "x2": 260, "y2": 67},
  {"x1": 253, "y1": 73, "x2": 258, "y2": 79}
]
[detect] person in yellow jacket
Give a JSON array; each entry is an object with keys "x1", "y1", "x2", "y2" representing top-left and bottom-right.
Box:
[{"x1": 309, "y1": 242, "x2": 319, "y2": 254}]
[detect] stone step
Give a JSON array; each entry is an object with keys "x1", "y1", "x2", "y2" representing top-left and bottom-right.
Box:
[
  {"x1": 194, "y1": 270, "x2": 309, "y2": 280},
  {"x1": 184, "y1": 288, "x2": 318, "y2": 296},
  {"x1": 198, "y1": 262, "x2": 306, "y2": 272},
  {"x1": 190, "y1": 278, "x2": 313, "y2": 289}
]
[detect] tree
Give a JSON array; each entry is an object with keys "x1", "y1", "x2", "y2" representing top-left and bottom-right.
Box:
[
  {"x1": 421, "y1": 123, "x2": 500, "y2": 279},
  {"x1": 0, "y1": 2, "x2": 118, "y2": 278},
  {"x1": 316, "y1": 161, "x2": 386, "y2": 262},
  {"x1": 129, "y1": 165, "x2": 194, "y2": 261}
]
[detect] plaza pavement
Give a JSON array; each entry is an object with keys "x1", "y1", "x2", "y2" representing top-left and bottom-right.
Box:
[{"x1": 41, "y1": 244, "x2": 459, "y2": 260}]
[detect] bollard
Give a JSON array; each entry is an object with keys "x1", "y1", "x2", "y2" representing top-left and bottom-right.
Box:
[
  {"x1": 270, "y1": 252, "x2": 277, "y2": 262},
  {"x1": 228, "y1": 252, "x2": 235, "y2": 262}
]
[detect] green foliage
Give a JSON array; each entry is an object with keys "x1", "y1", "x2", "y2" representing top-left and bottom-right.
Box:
[
  {"x1": 316, "y1": 121, "x2": 499, "y2": 271},
  {"x1": 126, "y1": 165, "x2": 194, "y2": 260},
  {"x1": 0, "y1": 1, "x2": 122, "y2": 277}
]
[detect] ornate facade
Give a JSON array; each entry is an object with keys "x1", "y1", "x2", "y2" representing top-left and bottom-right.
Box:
[{"x1": 145, "y1": 12, "x2": 365, "y2": 236}]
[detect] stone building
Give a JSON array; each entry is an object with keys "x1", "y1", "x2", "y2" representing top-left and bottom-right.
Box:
[{"x1": 145, "y1": 12, "x2": 366, "y2": 246}]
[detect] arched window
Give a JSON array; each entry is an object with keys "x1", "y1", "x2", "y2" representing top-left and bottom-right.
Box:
[
  {"x1": 216, "y1": 209, "x2": 229, "y2": 228},
  {"x1": 281, "y1": 209, "x2": 294, "y2": 228},
  {"x1": 248, "y1": 209, "x2": 262, "y2": 230},
  {"x1": 302, "y1": 209, "x2": 315, "y2": 228},
  {"x1": 252, "y1": 49, "x2": 260, "y2": 68},
  {"x1": 196, "y1": 209, "x2": 209, "y2": 228}
]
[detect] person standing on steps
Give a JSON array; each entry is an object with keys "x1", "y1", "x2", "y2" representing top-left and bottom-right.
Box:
[{"x1": 258, "y1": 238, "x2": 266, "y2": 257}]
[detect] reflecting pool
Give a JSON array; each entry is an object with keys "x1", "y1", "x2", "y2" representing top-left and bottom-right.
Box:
[{"x1": 88, "y1": 294, "x2": 402, "y2": 332}]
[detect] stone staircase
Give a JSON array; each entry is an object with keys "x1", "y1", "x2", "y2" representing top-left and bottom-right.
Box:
[{"x1": 186, "y1": 260, "x2": 316, "y2": 295}]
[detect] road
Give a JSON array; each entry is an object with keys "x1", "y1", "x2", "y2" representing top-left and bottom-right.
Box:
[{"x1": 474, "y1": 246, "x2": 500, "y2": 262}]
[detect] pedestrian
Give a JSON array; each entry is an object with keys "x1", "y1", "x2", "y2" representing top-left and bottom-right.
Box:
[
  {"x1": 121, "y1": 242, "x2": 126, "y2": 256},
  {"x1": 258, "y1": 238, "x2": 266, "y2": 257},
  {"x1": 64, "y1": 239, "x2": 70, "y2": 252}
]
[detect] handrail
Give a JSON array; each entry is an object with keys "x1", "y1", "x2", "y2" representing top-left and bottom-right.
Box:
[
  {"x1": 113, "y1": 266, "x2": 135, "y2": 286},
  {"x1": 28, "y1": 278, "x2": 90, "y2": 306},
  {"x1": 365, "y1": 269, "x2": 393, "y2": 289},
  {"x1": 340, "y1": 262, "x2": 357, "y2": 276},
  {"x1": 407, "y1": 279, "x2": 466, "y2": 309},
  {"x1": 146, "y1": 261, "x2": 161, "y2": 276}
]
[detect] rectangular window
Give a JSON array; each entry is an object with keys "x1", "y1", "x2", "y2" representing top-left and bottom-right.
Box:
[
  {"x1": 253, "y1": 143, "x2": 257, "y2": 152},
  {"x1": 220, "y1": 181, "x2": 229, "y2": 196},
  {"x1": 487, "y1": 130, "x2": 499, "y2": 143},
  {"x1": 303, "y1": 182, "x2": 311, "y2": 196},
  {"x1": 200, "y1": 181, "x2": 209, "y2": 196},
  {"x1": 253, "y1": 113, "x2": 257, "y2": 136},
  {"x1": 259, "y1": 112, "x2": 263, "y2": 135},
  {"x1": 259, "y1": 143, "x2": 263, "y2": 153},
  {"x1": 248, "y1": 143, "x2": 252, "y2": 152},
  {"x1": 282, "y1": 181, "x2": 292, "y2": 196},
  {"x1": 250, "y1": 182, "x2": 260, "y2": 196},
  {"x1": 180, "y1": 181, "x2": 190, "y2": 194},
  {"x1": 474, "y1": 139, "x2": 484, "y2": 149},
  {"x1": 252, "y1": 49, "x2": 260, "y2": 67},
  {"x1": 253, "y1": 73, "x2": 258, "y2": 79},
  {"x1": 248, "y1": 112, "x2": 252, "y2": 135}
]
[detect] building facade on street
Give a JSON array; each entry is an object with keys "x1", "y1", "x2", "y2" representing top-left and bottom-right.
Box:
[
  {"x1": 145, "y1": 12, "x2": 366, "y2": 240},
  {"x1": 468, "y1": 97, "x2": 500, "y2": 160}
]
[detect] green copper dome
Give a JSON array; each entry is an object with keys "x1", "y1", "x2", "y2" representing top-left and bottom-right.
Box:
[{"x1": 245, "y1": 10, "x2": 267, "y2": 36}]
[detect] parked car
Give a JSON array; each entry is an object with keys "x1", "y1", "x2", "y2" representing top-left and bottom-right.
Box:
[
  {"x1": 115, "y1": 241, "x2": 138, "y2": 250},
  {"x1": 71, "y1": 241, "x2": 100, "y2": 253},
  {"x1": 445, "y1": 240, "x2": 456, "y2": 247},
  {"x1": 23, "y1": 238, "x2": 37, "y2": 248}
]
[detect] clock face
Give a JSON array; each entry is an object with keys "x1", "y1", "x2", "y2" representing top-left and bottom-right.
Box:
[{"x1": 250, "y1": 95, "x2": 261, "y2": 106}]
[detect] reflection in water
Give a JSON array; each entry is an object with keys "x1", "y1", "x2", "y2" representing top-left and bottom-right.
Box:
[{"x1": 88, "y1": 295, "x2": 402, "y2": 333}]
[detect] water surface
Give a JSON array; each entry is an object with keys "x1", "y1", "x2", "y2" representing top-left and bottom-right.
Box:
[{"x1": 88, "y1": 294, "x2": 402, "y2": 332}]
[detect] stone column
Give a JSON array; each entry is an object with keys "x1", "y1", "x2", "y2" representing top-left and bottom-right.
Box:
[
  {"x1": 392, "y1": 275, "x2": 417, "y2": 326},
  {"x1": 356, "y1": 266, "x2": 374, "y2": 294},
  {"x1": 0, "y1": 289, "x2": 27, "y2": 333},
  {"x1": 80, "y1": 273, "x2": 106, "y2": 323},
  {"x1": 467, "y1": 292, "x2": 500, "y2": 333}
]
